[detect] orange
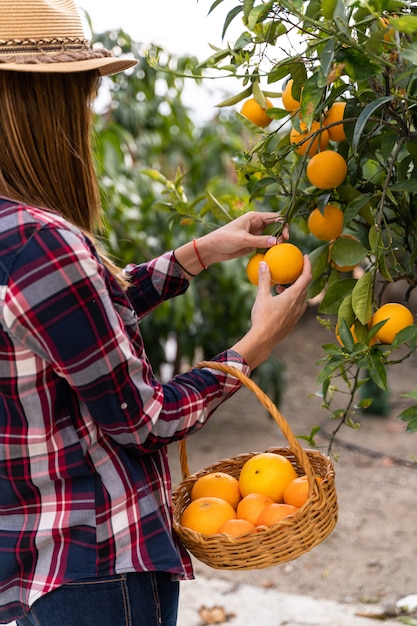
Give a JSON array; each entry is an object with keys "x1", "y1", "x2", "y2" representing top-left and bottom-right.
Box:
[
  {"x1": 307, "y1": 205, "x2": 344, "y2": 241},
  {"x1": 281, "y1": 79, "x2": 301, "y2": 111},
  {"x1": 246, "y1": 252, "x2": 265, "y2": 286},
  {"x1": 236, "y1": 493, "x2": 275, "y2": 525},
  {"x1": 329, "y1": 234, "x2": 361, "y2": 272},
  {"x1": 191, "y1": 472, "x2": 242, "y2": 509},
  {"x1": 240, "y1": 97, "x2": 273, "y2": 128},
  {"x1": 263, "y1": 242, "x2": 304, "y2": 285},
  {"x1": 238, "y1": 452, "x2": 297, "y2": 502},
  {"x1": 217, "y1": 518, "x2": 256, "y2": 537},
  {"x1": 306, "y1": 150, "x2": 348, "y2": 189},
  {"x1": 290, "y1": 120, "x2": 329, "y2": 157},
  {"x1": 283, "y1": 475, "x2": 323, "y2": 508},
  {"x1": 380, "y1": 17, "x2": 395, "y2": 42},
  {"x1": 180, "y1": 497, "x2": 236, "y2": 535},
  {"x1": 256, "y1": 503, "x2": 298, "y2": 526},
  {"x1": 370, "y1": 303, "x2": 414, "y2": 344},
  {"x1": 323, "y1": 102, "x2": 346, "y2": 142}
]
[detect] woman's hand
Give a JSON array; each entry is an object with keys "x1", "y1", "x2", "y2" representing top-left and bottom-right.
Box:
[
  {"x1": 231, "y1": 255, "x2": 312, "y2": 370},
  {"x1": 174, "y1": 212, "x2": 287, "y2": 277},
  {"x1": 198, "y1": 211, "x2": 288, "y2": 265}
]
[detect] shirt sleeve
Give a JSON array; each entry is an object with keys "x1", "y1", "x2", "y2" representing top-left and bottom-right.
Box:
[
  {"x1": 124, "y1": 251, "x2": 190, "y2": 321},
  {"x1": 4, "y1": 224, "x2": 249, "y2": 453}
]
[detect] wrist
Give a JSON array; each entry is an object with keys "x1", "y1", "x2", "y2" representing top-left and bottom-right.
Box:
[
  {"x1": 174, "y1": 239, "x2": 209, "y2": 278},
  {"x1": 231, "y1": 328, "x2": 272, "y2": 370}
]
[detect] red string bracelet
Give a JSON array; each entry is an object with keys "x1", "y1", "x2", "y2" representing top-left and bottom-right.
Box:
[{"x1": 193, "y1": 239, "x2": 208, "y2": 270}]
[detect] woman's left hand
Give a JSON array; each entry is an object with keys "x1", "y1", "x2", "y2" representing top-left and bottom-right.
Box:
[
  {"x1": 173, "y1": 212, "x2": 288, "y2": 278},
  {"x1": 197, "y1": 211, "x2": 288, "y2": 266}
]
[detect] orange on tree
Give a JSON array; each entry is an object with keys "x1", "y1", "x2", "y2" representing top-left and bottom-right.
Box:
[
  {"x1": 256, "y1": 502, "x2": 298, "y2": 526},
  {"x1": 236, "y1": 493, "x2": 275, "y2": 525},
  {"x1": 290, "y1": 120, "x2": 329, "y2": 157},
  {"x1": 323, "y1": 102, "x2": 346, "y2": 142},
  {"x1": 263, "y1": 242, "x2": 304, "y2": 285},
  {"x1": 180, "y1": 496, "x2": 236, "y2": 535},
  {"x1": 238, "y1": 452, "x2": 297, "y2": 502},
  {"x1": 281, "y1": 78, "x2": 301, "y2": 111},
  {"x1": 217, "y1": 518, "x2": 256, "y2": 537},
  {"x1": 370, "y1": 303, "x2": 414, "y2": 344},
  {"x1": 306, "y1": 150, "x2": 348, "y2": 189},
  {"x1": 240, "y1": 97, "x2": 273, "y2": 128},
  {"x1": 191, "y1": 471, "x2": 242, "y2": 509},
  {"x1": 246, "y1": 252, "x2": 266, "y2": 286},
  {"x1": 380, "y1": 16, "x2": 395, "y2": 43},
  {"x1": 307, "y1": 205, "x2": 344, "y2": 241},
  {"x1": 283, "y1": 475, "x2": 323, "y2": 508}
]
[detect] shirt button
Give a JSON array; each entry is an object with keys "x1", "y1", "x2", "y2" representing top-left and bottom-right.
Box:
[{"x1": 121, "y1": 402, "x2": 128, "y2": 410}]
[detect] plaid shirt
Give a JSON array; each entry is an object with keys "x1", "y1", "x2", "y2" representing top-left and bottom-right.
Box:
[{"x1": 0, "y1": 197, "x2": 249, "y2": 623}]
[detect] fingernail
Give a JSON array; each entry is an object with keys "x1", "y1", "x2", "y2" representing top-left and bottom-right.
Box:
[
  {"x1": 267, "y1": 236, "x2": 277, "y2": 246},
  {"x1": 259, "y1": 261, "x2": 268, "y2": 273}
]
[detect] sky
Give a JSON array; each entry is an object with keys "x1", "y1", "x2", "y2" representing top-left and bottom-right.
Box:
[
  {"x1": 75, "y1": 0, "x2": 242, "y2": 121},
  {"x1": 76, "y1": 0, "x2": 238, "y2": 58}
]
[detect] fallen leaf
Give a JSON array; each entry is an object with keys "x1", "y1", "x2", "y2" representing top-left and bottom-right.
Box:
[{"x1": 198, "y1": 605, "x2": 236, "y2": 624}]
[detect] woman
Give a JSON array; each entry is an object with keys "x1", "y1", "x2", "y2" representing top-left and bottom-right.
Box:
[{"x1": 0, "y1": 1, "x2": 312, "y2": 625}]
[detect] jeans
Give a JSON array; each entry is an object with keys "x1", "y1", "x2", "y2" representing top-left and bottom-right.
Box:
[{"x1": 16, "y1": 572, "x2": 179, "y2": 626}]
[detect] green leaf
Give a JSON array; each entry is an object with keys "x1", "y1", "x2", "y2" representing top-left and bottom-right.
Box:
[
  {"x1": 322, "y1": 0, "x2": 339, "y2": 19},
  {"x1": 352, "y1": 271, "x2": 373, "y2": 324},
  {"x1": 337, "y1": 293, "x2": 355, "y2": 330},
  {"x1": 390, "y1": 179, "x2": 417, "y2": 192},
  {"x1": 319, "y1": 39, "x2": 335, "y2": 77},
  {"x1": 316, "y1": 356, "x2": 345, "y2": 383},
  {"x1": 344, "y1": 194, "x2": 372, "y2": 224},
  {"x1": 368, "y1": 225, "x2": 381, "y2": 253},
  {"x1": 296, "y1": 425, "x2": 320, "y2": 447},
  {"x1": 247, "y1": 1, "x2": 274, "y2": 30},
  {"x1": 398, "y1": 405, "x2": 417, "y2": 432},
  {"x1": 351, "y1": 96, "x2": 393, "y2": 155},
  {"x1": 330, "y1": 237, "x2": 368, "y2": 270},
  {"x1": 215, "y1": 87, "x2": 252, "y2": 108},
  {"x1": 300, "y1": 75, "x2": 324, "y2": 127},
  {"x1": 309, "y1": 242, "x2": 329, "y2": 280},
  {"x1": 402, "y1": 389, "x2": 417, "y2": 401},
  {"x1": 337, "y1": 318, "x2": 355, "y2": 350},
  {"x1": 252, "y1": 80, "x2": 268, "y2": 107},
  {"x1": 234, "y1": 31, "x2": 253, "y2": 50},
  {"x1": 319, "y1": 278, "x2": 356, "y2": 314},
  {"x1": 390, "y1": 15, "x2": 417, "y2": 34},
  {"x1": 222, "y1": 5, "x2": 244, "y2": 38},
  {"x1": 391, "y1": 324, "x2": 417, "y2": 348},
  {"x1": 367, "y1": 355, "x2": 387, "y2": 390},
  {"x1": 402, "y1": 41, "x2": 417, "y2": 65}
]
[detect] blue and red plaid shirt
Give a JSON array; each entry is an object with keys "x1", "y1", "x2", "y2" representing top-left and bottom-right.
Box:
[{"x1": 0, "y1": 197, "x2": 249, "y2": 623}]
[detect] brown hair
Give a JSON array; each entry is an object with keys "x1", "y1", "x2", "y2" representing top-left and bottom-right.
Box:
[{"x1": 0, "y1": 70, "x2": 127, "y2": 286}]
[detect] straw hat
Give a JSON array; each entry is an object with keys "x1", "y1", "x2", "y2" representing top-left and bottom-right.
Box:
[{"x1": 0, "y1": 0, "x2": 138, "y2": 75}]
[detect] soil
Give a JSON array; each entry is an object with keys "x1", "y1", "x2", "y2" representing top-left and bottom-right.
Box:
[{"x1": 169, "y1": 303, "x2": 417, "y2": 614}]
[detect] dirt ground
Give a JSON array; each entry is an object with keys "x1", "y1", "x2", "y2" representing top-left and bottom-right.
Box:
[{"x1": 169, "y1": 303, "x2": 417, "y2": 614}]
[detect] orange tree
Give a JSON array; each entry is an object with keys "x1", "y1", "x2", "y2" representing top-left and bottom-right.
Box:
[
  {"x1": 143, "y1": 0, "x2": 417, "y2": 444},
  {"x1": 194, "y1": 0, "x2": 417, "y2": 442}
]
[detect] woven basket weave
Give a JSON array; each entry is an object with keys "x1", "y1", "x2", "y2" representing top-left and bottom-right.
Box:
[{"x1": 172, "y1": 361, "x2": 338, "y2": 570}]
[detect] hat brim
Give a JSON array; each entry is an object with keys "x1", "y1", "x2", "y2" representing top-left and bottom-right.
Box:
[{"x1": 0, "y1": 56, "x2": 138, "y2": 76}]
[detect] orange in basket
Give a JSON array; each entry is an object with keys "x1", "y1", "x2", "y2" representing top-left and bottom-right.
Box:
[{"x1": 172, "y1": 362, "x2": 338, "y2": 570}]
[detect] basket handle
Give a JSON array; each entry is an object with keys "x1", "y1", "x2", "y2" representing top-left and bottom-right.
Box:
[{"x1": 178, "y1": 360, "x2": 315, "y2": 485}]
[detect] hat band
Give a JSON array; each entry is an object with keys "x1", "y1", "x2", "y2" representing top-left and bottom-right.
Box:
[{"x1": 0, "y1": 37, "x2": 113, "y2": 65}]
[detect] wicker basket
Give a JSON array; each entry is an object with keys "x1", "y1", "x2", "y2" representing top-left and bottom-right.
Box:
[{"x1": 172, "y1": 361, "x2": 338, "y2": 570}]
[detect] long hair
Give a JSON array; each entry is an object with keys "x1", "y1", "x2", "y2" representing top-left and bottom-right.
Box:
[{"x1": 0, "y1": 70, "x2": 127, "y2": 286}]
